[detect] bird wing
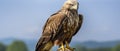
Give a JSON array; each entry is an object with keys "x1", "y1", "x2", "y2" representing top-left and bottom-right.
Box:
[
  {"x1": 73, "y1": 14, "x2": 83, "y2": 36},
  {"x1": 66, "y1": 14, "x2": 83, "y2": 44},
  {"x1": 36, "y1": 12, "x2": 68, "y2": 50}
]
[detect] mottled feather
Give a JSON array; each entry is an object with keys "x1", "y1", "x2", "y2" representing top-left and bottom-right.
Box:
[{"x1": 36, "y1": 12, "x2": 68, "y2": 51}]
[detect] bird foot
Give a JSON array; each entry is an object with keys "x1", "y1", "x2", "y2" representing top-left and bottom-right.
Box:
[
  {"x1": 65, "y1": 41, "x2": 75, "y2": 51},
  {"x1": 58, "y1": 48, "x2": 75, "y2": 51},
  {"x1": 57, "y1": 41, "x2": 75, "y2": 51},
  {"x1": 57, "y1": 43, "x2": 65, "y2": 51}
]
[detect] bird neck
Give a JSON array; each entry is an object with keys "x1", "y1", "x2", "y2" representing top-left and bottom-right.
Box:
[{"x1": 61, "y1": 9, "x2": 78, "y2": 15}]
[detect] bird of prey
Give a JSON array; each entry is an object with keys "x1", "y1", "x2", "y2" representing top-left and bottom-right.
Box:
[{"x1": 36, "y1": 0, "x2": 83, "y2": 51}]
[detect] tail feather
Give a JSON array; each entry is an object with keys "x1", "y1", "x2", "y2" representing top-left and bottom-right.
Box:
[{"x1": 36, "y1": 37, "x2": 53, "y2": 51}]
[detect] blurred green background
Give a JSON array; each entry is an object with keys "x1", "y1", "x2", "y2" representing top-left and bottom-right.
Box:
[{"x1": 0, "y1": 40, "x2": 120, "y2": 51}]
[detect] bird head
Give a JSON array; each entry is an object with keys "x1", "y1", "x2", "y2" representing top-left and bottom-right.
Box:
[{"x1": 62, "y1": 0, "x2": 79, "y2": 10}]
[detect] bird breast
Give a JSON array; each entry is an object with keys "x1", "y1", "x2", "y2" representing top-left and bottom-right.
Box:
[{"x1": 66, "y1": 13, "x2": 79, "y2": 34}]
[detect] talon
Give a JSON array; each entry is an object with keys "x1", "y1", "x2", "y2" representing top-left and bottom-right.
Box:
[
  {"x1": 61, "y1": 43, "x2": 65, "y2": 51},
  {"x1": 57, "y1": 42, "x2": 65, "y2": 51},
  {"x1": 65, "y1": 41, "x2": 69, "y2": 48},
  {"x1": 65, "y1": 41, "x2": 75, "y2": 51}
]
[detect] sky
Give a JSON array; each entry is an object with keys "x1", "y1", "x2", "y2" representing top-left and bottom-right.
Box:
[{"x1": 0, "y1": 0, "x2": 120, "y2": 42}]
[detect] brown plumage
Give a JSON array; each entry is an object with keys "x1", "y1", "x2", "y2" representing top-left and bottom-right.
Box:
[{"x1": 36, "y1": 0, "x2": 83, "y2": 51}]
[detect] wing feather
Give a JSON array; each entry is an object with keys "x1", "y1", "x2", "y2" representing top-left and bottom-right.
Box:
[
  {"x1": 66, "y1": 14, "x2": 83, "y2": 44},
  {"x1": 73, "y1": 14, "x2": 83, "y2": 36},
  {"x1": 36, "y1": 12, "x2": 67, "y2": 50}
]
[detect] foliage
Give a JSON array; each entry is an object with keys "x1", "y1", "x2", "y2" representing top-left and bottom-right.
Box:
[
  {"x1": 88, "y1": 47, "x2": 111, "y2": 51},
  {"x1": 0, "y1": 40, "x2": 120, "y2": 51},
  {"x1": 112, "y1": 44, "x2": 120, "y2": 51},
  {"x1": 73, "y1": 44, "x2": 87, "y2": 51},
  {"x1": 72, "y1": 44, "x2": 120, "y2": 51},
  {"x1": 0, "y1": 43, "x2": 6, "y2": 51},
  {"x1": 73, "y1": 44, "x2": 113, "y2": 51},
  {"x1": 6, "y1": 40, "x2": 28, "y2": 51}
]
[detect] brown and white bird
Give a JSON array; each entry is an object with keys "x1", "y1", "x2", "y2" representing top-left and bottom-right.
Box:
[{"x1": 36, "y1": 0, "x2": 83, "y2": 51}]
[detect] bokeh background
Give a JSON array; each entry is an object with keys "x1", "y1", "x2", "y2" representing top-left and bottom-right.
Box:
[{"x1": 0, "y1": 0, "x2": 120, "y2": 51}]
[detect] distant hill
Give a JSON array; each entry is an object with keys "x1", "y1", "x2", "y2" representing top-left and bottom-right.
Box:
[
  {"x1": 1, "y1": 38, "x2": 120, "y2": 51},
  {"x1": 80, "y1": 41, "x2": 120, "y2": 48}
]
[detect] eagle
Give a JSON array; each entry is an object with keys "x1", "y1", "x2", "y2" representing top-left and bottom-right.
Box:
[{"x1": 36, "y1": 0, "x2": 83, "y2": 51}]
